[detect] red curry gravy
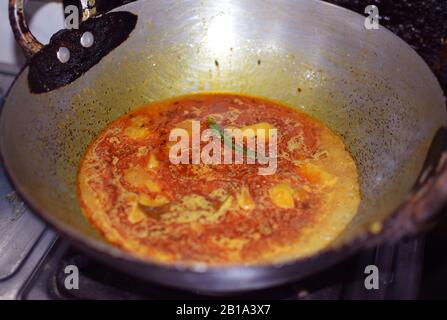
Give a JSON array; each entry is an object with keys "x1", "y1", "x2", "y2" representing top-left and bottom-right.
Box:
[{"x1": 78, "y1": 93, "x2": 360, "y2": 265}]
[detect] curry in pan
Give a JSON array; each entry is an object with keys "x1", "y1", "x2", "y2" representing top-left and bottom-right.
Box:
[{"x1": 78, "y1": 93, "x2": 360, "y2": 265}]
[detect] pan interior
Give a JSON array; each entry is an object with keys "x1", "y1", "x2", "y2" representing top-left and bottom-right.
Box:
[{"x1": 1, "y1": 0, "x2": 446, "y2": 262}]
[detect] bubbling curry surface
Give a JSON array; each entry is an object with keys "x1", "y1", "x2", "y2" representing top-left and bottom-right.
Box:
[{"x1": 78, "y1": 93, "x2": 360, "y2": 266}]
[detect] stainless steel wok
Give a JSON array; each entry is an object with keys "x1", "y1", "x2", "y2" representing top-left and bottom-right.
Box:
[{"x1": 1, "y1": 0, "x2": 446, "y2": 293}]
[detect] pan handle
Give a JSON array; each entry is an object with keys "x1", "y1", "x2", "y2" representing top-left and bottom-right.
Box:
[
  {"x1": 64, "y1": 0, "x2": 137, "y2": 18},
  {"x1": 8, "y1": 0, "x2": 45, "y2": 60},
  {"x1": 14, "y1": 0, "x2": 138, "y2": 93},
  {"x1": 8, "y1": 0, "x2": 100, "y2": 60}
]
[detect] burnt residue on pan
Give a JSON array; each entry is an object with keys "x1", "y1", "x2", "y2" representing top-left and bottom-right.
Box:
[{"x1": 28, "y1": 11, "x2": 138, "y2": 94}]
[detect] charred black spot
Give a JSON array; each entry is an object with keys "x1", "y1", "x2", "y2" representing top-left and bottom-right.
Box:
[{"x1": 28, "y1": 11, "x2": 138, "y2": 94}]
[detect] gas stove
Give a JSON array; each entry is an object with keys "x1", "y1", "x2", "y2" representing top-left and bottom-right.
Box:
[
  {"x1": 0, "y1": 64, "x2": 58, "y2": 300},
  {"x1": 0, "y1": 0, "x2": 446, "y2": 300}
]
